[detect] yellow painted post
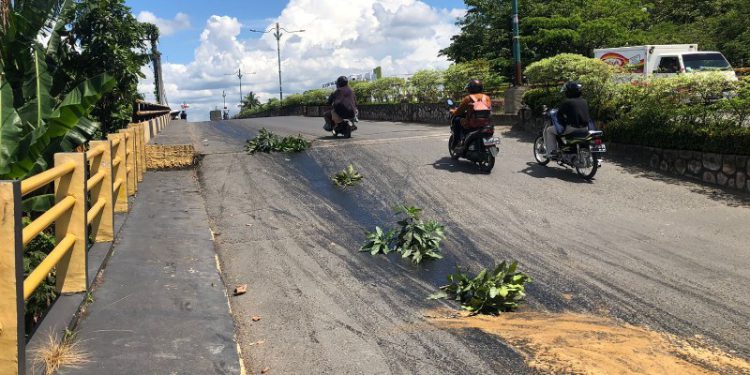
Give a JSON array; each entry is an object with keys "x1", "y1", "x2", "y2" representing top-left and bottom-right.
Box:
[
  {"x1": 139, "y1": 124, "x2": 147, "y2": 178},
  {"x1": 0, "y1": 181, "x2": 25, "y2": 375},
  {"x1": 89, "y1": 140, "x2": 114, "y2": 242},
  {"x1": 119, "y1": 128, "x2": 137, "y2": 195},
  {"x1": 108, "y1": 134, "x2": 129, "y2": 212},
  {"x1": 54, "y1": 153, "x2": 88, "y2": 294},
  {"x1": 129, "y1": 124, "x2": 144, "y2": 182}
]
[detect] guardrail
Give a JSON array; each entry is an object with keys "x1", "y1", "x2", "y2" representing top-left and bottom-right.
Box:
[{"x1": 0, "y1": 112, "x2": 171, "y2": 375}]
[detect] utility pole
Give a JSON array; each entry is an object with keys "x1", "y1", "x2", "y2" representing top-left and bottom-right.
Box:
[
  {"x1": 511, "y1": 0, "x2": 523, "y2": 86},
  {"x1": 222, "y1": 90, "x2": 227, "y2": 109},
  {"x1": 249, "y1": 23, "x2": 305, "y2": 104},
  {"x1": 225, "y1": 68, "x2": 255, "y2": 107}
]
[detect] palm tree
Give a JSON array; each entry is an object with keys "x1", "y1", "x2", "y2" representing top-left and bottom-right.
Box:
[{"x1": 242, "y1": 91, "x2": 261, "y2": 109}]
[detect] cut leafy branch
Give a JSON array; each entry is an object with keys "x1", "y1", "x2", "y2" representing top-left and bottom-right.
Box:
[
  {"x1": 245, "y1": 128, "x2": 311, "y2": 154},
  {"x1": 429, "y1": 262, "x2": 532, "y2": 315},
  {"x1": 360, "y1": 204, "x2": 445, "y2": 263},
  {"x1": 332, "y1": 164, "x2": 363, "y2": 188}
]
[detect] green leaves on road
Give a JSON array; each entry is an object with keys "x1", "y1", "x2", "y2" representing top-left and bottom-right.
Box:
[
  {"x1": 332, "y1": 164, "x2": 363, "y2": 188},
  {"x1": 429, "y1": 262, "x2": 532, "y2": 315},
  {"x1": 245, "y1": 128, "x2": 311, "y2": 154},
  {"x1": 360, "y1": 204, "x2": 445, "y2": 264}
]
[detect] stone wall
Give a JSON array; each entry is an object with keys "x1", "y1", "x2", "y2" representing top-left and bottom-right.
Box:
[
  {"x1": 240, "y1": 104, "x2": 519, "y2": 125},
  {"x1": 607, "y1": 144, "x2": 749, "y2": 192},
  {"x1": 146, "y1": 144, "x2": 197, "y2": 170}
]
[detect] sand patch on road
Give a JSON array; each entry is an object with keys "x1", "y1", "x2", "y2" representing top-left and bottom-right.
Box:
[{"x1": 427, "y1": 309, "x2": 750, "y2": 374}]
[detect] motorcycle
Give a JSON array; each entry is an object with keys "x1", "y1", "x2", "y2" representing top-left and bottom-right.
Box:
[
  {"x1": 533, "y1": 107, "x2": 606, "y2": 180},
  {"x1": 324, "y1": 114, "x2": 358, "y2": 138},
  {"x1": 447, "y1": 99, "x2": 500, "y2": 173}
]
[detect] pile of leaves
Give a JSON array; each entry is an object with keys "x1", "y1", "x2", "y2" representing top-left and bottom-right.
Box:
[
  {"x1": 332, "y1": 165, "x2": 363, "y2": 188},
  {"x1": 429, "y1": 262, "x2": 532, "y2": 315},
  {"x1": 245, "y1": 128, "x2": 311, "y2": 154},
  {"x1": 360, "y1": 205, "x2": 445, "y2": 264}
]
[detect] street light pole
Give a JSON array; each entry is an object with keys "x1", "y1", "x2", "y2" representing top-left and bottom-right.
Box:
[
  {"x1": 225, "y1": 68, "x2": 255, "y2": 107},
  {"x1": 249, "y1": 23, "x2": 305, "y2": 105},
  {"x1": 511, "y1": 0, "x2": 523, "y2": 86}
]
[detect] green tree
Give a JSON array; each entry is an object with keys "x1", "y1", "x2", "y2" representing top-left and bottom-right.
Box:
[
  {"x1": 242, "y1": 91, "x2": 261, "y2": 109},
  {"x1": 0, "y1": 0, "x2": 116, "y2": 179},
  {"x1": 409, "y1": 70, "x2": 444, "y2": 103},
  {"x1": 66, "y1": 0, "x2": 150, "y2": 134}
]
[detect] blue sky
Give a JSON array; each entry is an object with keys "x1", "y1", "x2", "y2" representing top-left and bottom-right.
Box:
[{"x1": 126, "y1": 0, "x2": 467, "y2": 119}]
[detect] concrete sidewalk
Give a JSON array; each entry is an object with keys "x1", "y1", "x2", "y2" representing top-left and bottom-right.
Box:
[{"x1": 58, "y1": 170, "x2": 241, "y2": 375}]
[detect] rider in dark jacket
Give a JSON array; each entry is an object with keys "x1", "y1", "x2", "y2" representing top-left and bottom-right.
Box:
[
  {"x1": 544, "y1": 81, "x2": 592, "y2": 157},
  {"x1": 324, "y1": 76, "x2": 357, "y2": 130}
]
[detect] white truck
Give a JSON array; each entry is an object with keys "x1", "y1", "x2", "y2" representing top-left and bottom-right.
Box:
[{"x1": 594, "y1": 45, "x2": 737, "y2": 81}]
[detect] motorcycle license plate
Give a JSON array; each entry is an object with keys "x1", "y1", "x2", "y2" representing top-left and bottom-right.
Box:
[
  {"x1": 592, "y1": 145, "x2": 607, "y2": 153},
  {"x1": 489, "y1": 146, "x2": 499, "y2": 157},
  {"x1": 483, "y1": 137, "x2": 499, "y2": 146}
]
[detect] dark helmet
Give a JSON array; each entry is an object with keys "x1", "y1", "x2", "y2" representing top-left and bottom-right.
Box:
[
  {"x1": 465, "y1": 79, "x2": 483, "y2": 94},
  {"x1": 562, "y1": 81, "x2": 583, "y2": 98},
  {"x1": 336, "y1": 76, "x2": 349, "y2": 88}
]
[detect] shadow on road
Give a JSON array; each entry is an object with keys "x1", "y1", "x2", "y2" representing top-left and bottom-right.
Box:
[
  {"x1": 431, "y1": 157, "x2": 489, "y2": 175},
  {"x1": 519, "y1": 162, "x2": 594, "y2": 184}
]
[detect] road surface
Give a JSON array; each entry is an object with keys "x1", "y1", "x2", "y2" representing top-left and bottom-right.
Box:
[{"x1": 158, "y1": 117, "x2": 750, "y2": 374}]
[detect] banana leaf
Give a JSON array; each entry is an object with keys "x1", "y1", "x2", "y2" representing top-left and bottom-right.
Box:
[
  {"x1": 22, "y1": 194, "x2": 55, "y2": 213},
  {"x1": 0, "y1": 72, "x2": 25, "y2": 176}
]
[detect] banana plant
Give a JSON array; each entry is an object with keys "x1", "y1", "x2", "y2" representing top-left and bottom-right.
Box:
[{"x1": 0, "y1": 0, "x2": 115, "y2": 180}]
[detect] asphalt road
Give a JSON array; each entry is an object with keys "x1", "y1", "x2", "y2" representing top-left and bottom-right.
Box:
[{"x1": 159, "y1": 117, "x2": 750, "y2": 374}]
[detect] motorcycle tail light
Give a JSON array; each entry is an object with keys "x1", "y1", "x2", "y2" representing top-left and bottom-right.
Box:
[
  {"x1": 594, "y1": 138, "x2": 603, "y2": 146},
  {"x1": 482, "y1": 128, "x2": 494, "y2": 134}
]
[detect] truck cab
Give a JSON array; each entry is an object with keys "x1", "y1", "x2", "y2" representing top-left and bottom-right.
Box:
[{"x1": 595, "y1": 45, "x2": 738, "y2": 81}]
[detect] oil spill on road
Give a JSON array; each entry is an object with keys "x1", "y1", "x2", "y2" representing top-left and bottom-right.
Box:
[{"x1": 426, "y1": 309, "x2": 750, "y2": 375}]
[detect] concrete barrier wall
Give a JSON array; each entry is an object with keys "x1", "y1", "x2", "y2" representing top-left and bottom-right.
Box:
[{"x1": 242, "y1": 104, "x2": 518, "y2": 125}]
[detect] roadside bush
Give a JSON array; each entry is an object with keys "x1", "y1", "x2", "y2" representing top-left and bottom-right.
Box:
[
  {"x1": 351, "y1": 81, "x2": 374, "y2": 104},
  {"x1": 604, "y1": 74, "x2": 750, "y2": 154},
  {"x1": 523, "y1": 54, "x2": 613, "y2": 119},
  {"x1": 370, "y1": 77, "x2": 408, "y2": 103},
  {"x1": 409, "y1": 69, "x2": 444, "y2": 103},
  {"x1": 429, "y1": 262, "x2": 532, "y2": 315},
  {"x1": 300, "y1": 89, "x2": 330, "y2": 106},
  {"x1": 360, "y1": 205, "x2": 445, "y2": 264}
]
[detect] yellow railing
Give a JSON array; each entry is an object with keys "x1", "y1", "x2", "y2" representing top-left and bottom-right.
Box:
[{"x1": 0, "y1": 112, "x2": 172, "y2": 375}]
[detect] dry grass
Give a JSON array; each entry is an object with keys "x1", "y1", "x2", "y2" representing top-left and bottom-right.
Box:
[{"x1": 31, "y1": 331, "x2": 90, "y2": 375}]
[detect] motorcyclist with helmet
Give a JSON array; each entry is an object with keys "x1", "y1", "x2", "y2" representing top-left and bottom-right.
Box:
[
  {"x1": 324, "y1": 76, "x2": 358, "y2": 131},
  {"x1": 544, "y1": 81, "x2": 592, "y2": 158},
  {"x1": 450, "y1": 79, "x2": 492, "y2": 148}
]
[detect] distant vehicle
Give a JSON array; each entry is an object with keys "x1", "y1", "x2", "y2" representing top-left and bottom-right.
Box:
[
  {"x1": 594, "y1": 45, "x2": 738, "y2": 81},
  {"x1": 209, "y1": 110, "x2": 222, "y2": 121},
  {"x1": 180, "y1": 111, "x2": 187, "y2": 120}
]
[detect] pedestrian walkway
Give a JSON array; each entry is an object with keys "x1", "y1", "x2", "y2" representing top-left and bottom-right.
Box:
[{"x1": 58, "y1": 170, "x2": 241, "y2": 375}]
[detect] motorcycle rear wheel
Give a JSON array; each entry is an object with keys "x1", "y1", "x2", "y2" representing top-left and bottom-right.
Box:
[
  {"x1": 478, "y1": 153, "x2": 495, "y2": 173},
  {"x1": 576, "y1": 150, "x2": 598, "y2": 180},
  {"x1": 533, "y1": 136, "x2": 550, "y2": 166}
]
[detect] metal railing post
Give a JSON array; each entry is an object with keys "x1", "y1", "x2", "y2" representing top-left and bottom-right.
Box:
[
  {"x1": 53, "y1": 153, "x2": 88, "y2": 294},
  {"x1": 0, "y1": 181, "x2": 25, "y2": 375},
  {"x1": 108, "y1": 134, "x2": 129, "y2": 212},
  {"x1": 89, "y1": 140, "x2": 114, "y2": 242},
  {"x1": 119, "y1": 128, "x2": 137, "y2": 195}
]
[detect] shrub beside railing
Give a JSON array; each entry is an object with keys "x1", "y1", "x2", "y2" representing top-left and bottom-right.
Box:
[{"x1": 0, "y1": 113, "x2": 171, "y2": 375}]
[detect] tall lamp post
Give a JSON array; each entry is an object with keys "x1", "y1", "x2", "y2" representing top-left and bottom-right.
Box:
[
  {"x1": 225, "y1": 68, "x2": 256, "y2": 107},
  {"x1": 511, "y1": 0, "x2": 523, "y2": 86},
  {"x1": 249, "y1": 23, "x2": 305, "y2": 104}
]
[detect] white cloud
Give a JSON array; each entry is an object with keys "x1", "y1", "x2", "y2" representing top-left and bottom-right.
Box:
[
  {"x1": 138, "y1": 0, "x2": 463, "y2": 121},
  {"x1": 137, "y1": 11, "x2": 191, "y2": 37}
]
